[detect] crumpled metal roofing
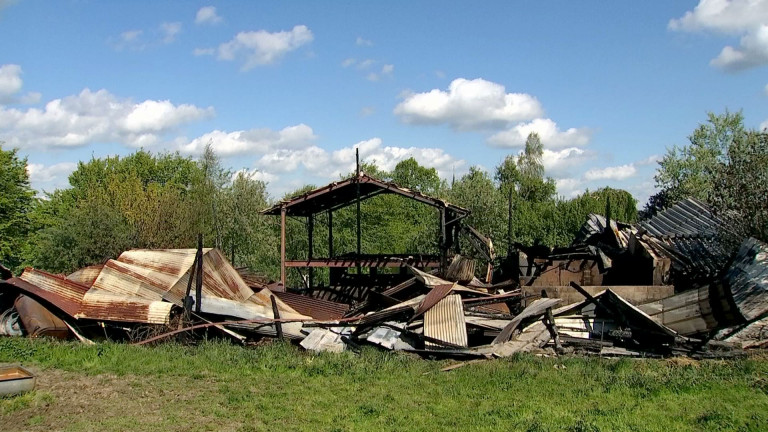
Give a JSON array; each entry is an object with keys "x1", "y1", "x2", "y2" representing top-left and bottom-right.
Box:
[
  {"x1": 635, "y1": 198, "x2": 741, "y2": 285},
  {"x1": 573, "y1": 214, "x2": 631, "y2": 249},
  {"x1": 723, "y1": 237, "x2": 768, "y2": 322},
  {"x1": 9, "y1": 248, "x2": 305, "y2": 327}
]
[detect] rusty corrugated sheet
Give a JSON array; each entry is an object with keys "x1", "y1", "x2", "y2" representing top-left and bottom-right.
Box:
[
  {"x1": 273, "y1": 291, "x2": 349, "y2": 320},
  {"x1": 78, "y1": 291, "x2": 174, "y2": 325},
  {"x1": 414, "y1": 283, "x2": 455, "y2": 318},
  {"x1": 18, "y1": 269, "x2": 89, "y2": 317},
  {"x1": 424, "y1": 294, "x2": 468, "y2": 348},
  {"x1": 91, "y1": 260, "x2": 173, "y2": 300},
  {"x1": 67, "y1": 265, "x2": 104, "y2": 287}
]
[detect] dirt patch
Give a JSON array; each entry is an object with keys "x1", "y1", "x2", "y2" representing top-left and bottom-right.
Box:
[{"x1": 0, "y1": 365, "x2": 242, "y2": 432}]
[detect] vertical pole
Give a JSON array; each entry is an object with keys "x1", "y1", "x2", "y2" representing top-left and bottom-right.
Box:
[
  {"x1": 328, "y1": 209, "x2": 334, "y2": 257},
  {"x1": 355, "y1": 148, "x2": 362, "y2": 276},
  {"x1": 280, "y1": 206, "x2": 287, "y2": 287},
  {"x1": 308, "y1": 214, "x2": 314, "y2": 289},
  {"x1": 195, "y1": 234, "x2": 203, "y2": 314},
  {"x1": 439, "y1": 208, "x2": 446, "y2": 270},
  {"x1": 507, "y1": 189, "x2": 513, "y2": 257},
  {"x1": 270, "y1": 295, "x2": 283, "y2": 340}
]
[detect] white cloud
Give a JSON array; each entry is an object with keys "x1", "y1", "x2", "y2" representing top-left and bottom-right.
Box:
[
  {"x1": 180, "y1": 124, "x2": 317, "y2": 157},
  {"x1": 0, "y1": 88, "x2": 214, "y2": 149},
  {"x1": 555, "y1": 178, "x2": 584, "y2": 198},
  {"x1": 584, "y1": 164, "x2": 638, "y2": 181},
  {"x1": 360, "y1": 106, "x2": 375, "y2": 117},
  {"x1": 542, "y1": 147, "x2": 594, "y2": 177},
  {"x1": 193, "y1": 47, "x2": 215, "y2": 56},
  {"x1": 670, "y1": 0, "x2": 768, "y2": 71},
  {"x1": 160, "y1": 22, "x2": 182, "y2": 44},
  {"x1": 394, "y1": 78, "x2": 544, "y2": 130},
  {"x1": 669, "y1": 0, "x2": 768, "y2": 33},
  {"x1": 381, "y1": 64, "x2": 394, "y2": 75},
  {"x1": 0, "y1": 0, "x2": 17, "y2": 12},
  {"x1": 356, "y1": 37, "x2": 373, "y2": 46},
  {"x1": 487, "y1": 118, "x2": 591, "y2": 148},
  {"x1": 195, "y1": 6, "x2": 223, "y2": 25},
  {"x1": 0, "y1": 64, "x2": 23, "y2": 102},
  {"x1": 341, "y1": 58, "x2": 356, "y2": 67},
  {"x1": 26, "y1": 162, "x2": 77, "y2": 194},
  {"x1": 246, "y1": 137, "x2": 465, "y2": 185},
  {"x1": 636, "y1": 154, "x2": 661, "y2": 166},
  {"x1": 217, "y1": 25, "x2": 314, "y2": 69},
  {"x1": 765, "y1": 83, "x2": 768, "y2": 94},
  {"x1": 761, "y1": 118, "x2": 768, "y2": 130}
]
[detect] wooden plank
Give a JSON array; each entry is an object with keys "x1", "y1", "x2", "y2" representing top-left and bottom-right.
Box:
[{"x1": 492, "y1": 298, "x2": 561, "y2": 344}]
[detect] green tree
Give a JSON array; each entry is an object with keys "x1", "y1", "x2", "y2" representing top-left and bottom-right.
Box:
[
  {"x1": 650, "y1": 111, "x2": 746, "y2": 209},
  {"x1": 0, "y1": 144, "x2": 36, "y2": 272}
]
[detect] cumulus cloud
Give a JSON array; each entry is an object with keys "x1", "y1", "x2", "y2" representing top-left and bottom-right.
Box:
[
  {"x1": 555, "y1": 178, "x2": 584, "y2": 198},
  {"x1": 217, "y1": 25, "x2": 314, "y2": 69},
  {"x1": 244, "y1": 137, "x2": 465, "y2": 184},
  {"x1": 584, "y1": 164, "x2": 638, "y2": 181},
  {"x1": 487, "y1": 118, "x2": 591, "y2": 148},
  {"x1": 180, "y1": 124, "x2": 317, "y2": 157},
  {"x1": 26, "y1": 162, "x2": 77, "y2": 193},
  {"x1": 0, "y1": 64, "x2": 23, "y2": 102},
  {"x1": 541, "y1": 147, "x2": 594, "y2": 177},
  {"x1": 670, "y1": 0, "x2": 768, "y2": 71},
  {"x1": 0, "y1": 88, "x2": 214, "y2": 149},
  {"x1": 160, "y1": 22, "x2": 182, "y2": 44},
  {"x1": 394, "y1": 78, "x2": 543, "y2": 130},
  {"x1": 341, "y1": 58, "x2": 356, "y2": 67},
  {"x1": 195, "y1": 6, "x2": 223, "y2": 25}
]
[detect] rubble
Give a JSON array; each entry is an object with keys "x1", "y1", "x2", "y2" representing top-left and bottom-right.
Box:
[{"x1": 0, "y1": 175, "x2": 766, "y2": 361}]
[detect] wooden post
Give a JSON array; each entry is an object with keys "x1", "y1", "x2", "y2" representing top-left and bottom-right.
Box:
[
  {"x1": 270, "y1": 295, "x2": 283, "y2": 340},
  {"x1": 439, "y1": 208, "x2": 447, "y2": 270},
  {"x1": 355, "y1": 148, "x2": 362, "y2": 276},
  {"x1": 280, "y1": 206, "x2": 287, "y2": 287},
  {"x1": 308, "y1": 214, "x2": 314, "y2": 289},
  {"x1": 328, "y1": 209, "x2": 334, "y2": 258},
  {"x1": 194, "y1": 234, "x2": 203, "y2": 314}
]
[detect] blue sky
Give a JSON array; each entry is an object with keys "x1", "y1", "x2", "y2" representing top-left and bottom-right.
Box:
[{"x1": 1, "y1": 1, "x2": 766, "y2": 205}]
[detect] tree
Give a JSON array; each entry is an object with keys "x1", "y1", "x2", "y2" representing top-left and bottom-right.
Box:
[
  {"x1": 650, "y1": 111, "x2": 746, "y2": 207},
  {"x1": 647, "y1": 110, "x2": 768, "y2": 243},
  {"x1": 0, "y1": 144, "x2": 36, "y2": 272}
]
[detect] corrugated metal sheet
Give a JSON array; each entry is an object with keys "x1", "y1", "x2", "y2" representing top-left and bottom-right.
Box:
[
  {"x1": 67, "y1": 265, "x2": 103, "y2": 287},
  {"x1": 18, "y1": 269, "x2": 88, "y2": 316},
  {"x1": 78, "y1": 291, "x2": 174, "y2": 325},
  {"x1": 414, "y1": 283, "x2": 455, "y2": 318},
  {"x1": 424, "y1": 294, "x2": 468, "y2": 348},
  {"x1": 272, "y1": 291, "x2": 349, "y2": 320},
  {"x1": 723, "y1": 237, "x2": 768, "y2": 322},
  {"x1": 636, "y1": 198, "x2": 741, "y2": 286},
  {"x1": 573, "y1": 214, "x2": 631, "y2": 248}
]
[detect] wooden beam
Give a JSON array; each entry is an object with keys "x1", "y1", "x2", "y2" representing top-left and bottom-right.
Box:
[
  {"x1": 280, "y1": 206, "x2": 286, "y2": 287},
  {"x1": 270, "y1": 295, "x2": 283, "y2": 340},
  {"x1": 308, "y1": 214, "x2": 314, "y2": 289}
]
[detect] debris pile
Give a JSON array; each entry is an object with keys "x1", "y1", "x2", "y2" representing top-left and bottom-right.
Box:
[{"x1": 1, "y1": 178, "x2": 766, "y2": 359}]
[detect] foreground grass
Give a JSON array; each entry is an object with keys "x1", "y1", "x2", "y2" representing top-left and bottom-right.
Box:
[{"x1": 1, "y1": 338, "x2": 766, "y2": 432}]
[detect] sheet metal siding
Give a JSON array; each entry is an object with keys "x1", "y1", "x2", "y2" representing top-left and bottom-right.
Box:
[
  {"x1": 424, "y1": 294, "x2": 468, "y2": 348},
  {"x1": 19, "y1": 269, "x2": 89, "y2": 315},
  {"x1": 724, "y1": 238, "x2": 768, "y2": 322},
  {"x1": 272, "y1": 291, "x2": 349, "y2": 320},
  {"x1": 91, "y1": 260, "x2": 170, "y2": 300},
  {"x1": 78, "y1": 291, "x2": 173, "y2": 324},
  {"x1": 0, "y1": 278, "x2": 81, "y2": 317}
]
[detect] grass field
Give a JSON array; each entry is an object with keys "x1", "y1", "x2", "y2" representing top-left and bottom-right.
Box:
[{"x1": 1, "y1": 337, "x2": 766, "y2": 432}]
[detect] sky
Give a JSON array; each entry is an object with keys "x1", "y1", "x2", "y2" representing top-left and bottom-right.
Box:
[{"x1": 1, "y1": 1, "x2": 767, "y2": 206}]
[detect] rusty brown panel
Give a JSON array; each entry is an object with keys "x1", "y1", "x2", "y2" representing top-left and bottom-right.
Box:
[
  {"x1": 2, "y1": 278, "x2": 79, "y2": 317},
  {"x1": 117, "y1": 249, "x2": 199, "y2": 277},
  {"x1": 18, "y1": 269, "x2": 89, "y2": 316},
  {"x1": 424, "y1": 294, "x2": 468, "y2": 348},
  {"x1": 413, "y1": 283, "x2": 454, "y2": 318},
  {"x1": 273, "y1": 291, "x2": 349, "y2": 320},
  {"x1": 78, "y1": 291, "x2": 174, "y2": 324}
]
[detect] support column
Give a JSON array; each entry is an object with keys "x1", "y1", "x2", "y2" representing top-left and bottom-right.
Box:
[
  {"x1": 308, "y1": 214, "x2": 314, "y2": 289},
  {"x1": 280, "y1": 206, "x2": 286, "y2": 287},
  {"x1": 328, "y1": 209, "x2": 334, "y2": 257}
]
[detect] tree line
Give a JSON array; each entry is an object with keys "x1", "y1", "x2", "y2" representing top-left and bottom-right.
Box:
[{"x1": 4, "y1": 110, "x2": 761, "y2": 281}]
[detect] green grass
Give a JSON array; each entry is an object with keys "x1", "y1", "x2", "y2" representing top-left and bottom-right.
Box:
[{"x1": 1, "y1": 337, "x2": 766, "y2": 432}]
